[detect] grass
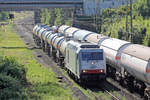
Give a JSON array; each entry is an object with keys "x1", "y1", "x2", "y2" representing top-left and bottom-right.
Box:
[{"x1": 0, "y1": 23, "x2": 77, "y2": 100}]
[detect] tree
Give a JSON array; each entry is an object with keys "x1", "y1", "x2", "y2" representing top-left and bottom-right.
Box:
[{"x1": 54, "y1": 8, "x2": 62, "y2": 25}]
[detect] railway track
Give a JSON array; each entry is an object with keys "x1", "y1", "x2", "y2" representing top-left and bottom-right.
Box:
[
  {"x1": 91, "y1": 86, "x2": 120, "y2": 100},
  {"x1": 90, "y1": 80, "x2": 142, "y2": 100},
  {"x1": 101, "y1": 86, "x2": 120, "y2": 100},
  {"x1": 106, "y1": 78, "x2": 143, "y2": 100}
]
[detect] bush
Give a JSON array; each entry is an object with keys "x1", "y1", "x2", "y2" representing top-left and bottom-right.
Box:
[
  {"x1": 0, "y1": 74, "x2": 28, "y2": 100},
  {"x1": 0, "y1": 56, "x2": 28, "y2": 100},
  {"x1": 0, "y1": 56, "x2": 26, "y2": 83}
]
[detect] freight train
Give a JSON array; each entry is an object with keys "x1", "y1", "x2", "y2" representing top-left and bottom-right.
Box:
[
  {"x1": 32, "y1": 24, "x2": 107, "y2": 83},
  {"x1": 57, "y1": 25, "x2": 150, "y2": 99}
]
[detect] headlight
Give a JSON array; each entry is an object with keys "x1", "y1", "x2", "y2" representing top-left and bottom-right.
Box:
[
  {"x1": 82, "y1": 70, "x2": 87, "y2": 73},
  {"x1": 99, "y1": 69, "x2": 104, "y2": 73}
]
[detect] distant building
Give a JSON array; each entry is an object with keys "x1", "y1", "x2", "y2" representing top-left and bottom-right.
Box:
[{"x1": 83, "y1": 0, "x2": 135, "y2": 16}]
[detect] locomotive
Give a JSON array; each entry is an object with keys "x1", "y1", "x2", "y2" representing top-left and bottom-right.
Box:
[
  {"x1": 57, "y1": 25, "x2": 150, "y2": 99},
  {"x1": 32, "y1": 24, "x2": 107, "y2": 83}
]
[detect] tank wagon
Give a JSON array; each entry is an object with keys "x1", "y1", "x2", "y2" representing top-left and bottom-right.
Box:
[
  {"x1": 32, "y1": 24, "x2": 107, "y2": 83},
  {"x1": 57, "y1": 25, "x2": 150, "y2": 99},
  {"x1": 33, "y1": 24, "x2": 52, "y2": 46}
]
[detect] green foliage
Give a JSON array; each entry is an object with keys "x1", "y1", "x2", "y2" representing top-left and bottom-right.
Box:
[
  {"x1": 135, "y1": 0, "x2": 150, "y2": 18},
  {"x1": 40, "y1": 9, "x2": 46, "y2": 24},
  {"x1": 100, "y1": 0, "x2": 150, "y2": 46},
  {"x1": 54, "y1": 8, "x2": 62, "y2": 25},
  {"x1": 0, "y1": 74, "x2": 28, "y2": 100},
  {"x1": 45, "y1": 9, "x2": 52, "y2": 25},
  {"x1": 0, "y1": 56, "x2": 26, "y2": 83},
  {"x1": 40, "y1": 8, "x2": 72, "y2": 26},
  {"x1": 0, "y1": 56, "x2": 28, "y2": 100},
  {"x1": 41, "y1": 9, "x2": 54, "y2": 26}
]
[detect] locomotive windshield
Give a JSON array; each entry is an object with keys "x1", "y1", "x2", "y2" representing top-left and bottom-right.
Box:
[{"x1": 82, "y1": 52, "x2": 103, "y2": 60}]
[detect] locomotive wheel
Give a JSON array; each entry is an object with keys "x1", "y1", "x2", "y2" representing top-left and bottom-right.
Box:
[{"x1": 115, "y1": 72, "x2": 121, "y2": 82}]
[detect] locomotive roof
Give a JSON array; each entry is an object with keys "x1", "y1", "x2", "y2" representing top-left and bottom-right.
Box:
[{"x1": 67, "y1": 40, "x2": 99, "y2": 48}]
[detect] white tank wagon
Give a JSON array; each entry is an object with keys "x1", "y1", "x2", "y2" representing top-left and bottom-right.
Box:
[
  {"x1": 118, "y1": 44, "x2": 150, "y2": 96},
  {"x1": 32, "y1": 24, "x2": 47, "y2": 46},
  {"x1": 42, "y1": 31, "x2": 53, "y2": 41},
  {"x1": 59, "y1": 39, "x2": 69, "y2": 57},
  {"x1": 52, "y1": 36, "x2": 64, "y2": 49},
  {"x1": 58, "y1": 25, "x2": 70, "y2": 33},
  {"x1": 57, "y1": 25, "x2": 108, "y2": 44},
  {"x1": 85, "y1": 34, "x2": 109, "y2": 45},
  {"x1": 47, "y1": 33, "x2": 57, "y2": 45},
  {"x1": 37, "y1": 25, "x2": 53, "y2": 52},
  {"x1": 52, "y1": 36, "x2": 65, "y2": 65},
  {"x1": 65, "y1": 27, "x2": 79, "y2": 37},
  {"x1": 33, "y1": 24, "x2": 50, "y2": 37},
  {"x1": 37, "y1": 26, "x2": 51, "y2": 39},
  {"x1": 33, "y1": 24, "x2": 46, "y2": 35},
  {"x1": 41, "y1": 30, "x2": 64, "y2": 58},
  {"x1": 33, "y1": 24, "x2": 52, "y2": 47},
  {"x1": 58, "y1": 25, "x2": 80, "y2": 37},
  {"x1": 43, "y1": 31, "x2": 53, "y2": 55},
  {"x1": 99, "y1": 38, "x2": 131, "y2": 69},
  {"x1": 73, "y1": 30, "x2": 97, "y2": 41}
]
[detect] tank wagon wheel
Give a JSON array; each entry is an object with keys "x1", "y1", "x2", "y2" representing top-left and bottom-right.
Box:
[
  {"x1": 43, "y1": 41, "x2": 46, "y2": 52},
  {"x1": 107, "y1": 65, "x2": 116, "y2": 78},
  {"x1": 126, "y1": 79, "x2": 134, "y2": 93},
  {"x1": 115, "y1": 72, "x2": 122, "y2": 82},
  {"x1": 45, "y1": 42, "x2": 49, "y2": 54},
  {"x1": 56, "y1": 58, "x2": 63, "y2": 66},
  {"x1": 55, "y1": 57, "x2": 59, "y2": 63},
  {"x1": 36, "y1": 37, "x2": 41, "y2": 47},
  {"x1": 48, "y1": 47, "x2": 51, "y2": 57},
  {"x1": 41, "y1": 40, "x2": 45, "y2": 52},
  {"x1": 144, "y1": 88, "x2": 150, "y2": 100},
  {"x1": 59, "y1": 57, "x2": 64, "y2": 67},
  {"x1": 137, "y1": 82, "x2": 146, "y2": 96}
]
